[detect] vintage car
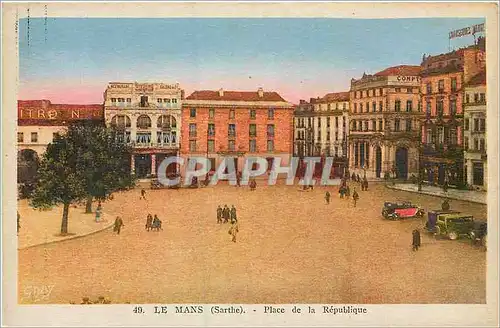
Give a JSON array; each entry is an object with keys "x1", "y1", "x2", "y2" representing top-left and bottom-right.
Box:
[
  {"x1": 425, "y1": 209, "x2": 461, "y2": 232},
  {"x1": 469, "y1": 220, "x2": 487, "y2": 249},
  {"x1": 428, "y1": 212, "x2": 476, "y2": 240},
  {"x1": 381, "y1": 201, "x2": 424, "y2": 220}
]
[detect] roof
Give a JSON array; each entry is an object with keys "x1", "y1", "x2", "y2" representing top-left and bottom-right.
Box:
[
  {"x1": 185, "y1": 90, "x2": 287, "y2": 102},
  {"x1": 18, "y1": 100, "x2": 104, "y2": 125},
  {"x1": 466, "y1": 70, "x2": 486, "y2": 87},
  {"x1": 374, "y1": 65, "x2": 422, "y2": 77},
  {"x1": 420, "y1": 64, "x2": 463, "y2": 77},
  {"x1": 321, "y1": 91, "x2": 350, "y2": 102}
]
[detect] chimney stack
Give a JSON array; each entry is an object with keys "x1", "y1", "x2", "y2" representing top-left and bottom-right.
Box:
[
  {"x1": 258, "y1": 87, "x2": 264, "y2": 98},
  {"x1": 218, "y1": 88, "x2": 224, "y2": 97}
]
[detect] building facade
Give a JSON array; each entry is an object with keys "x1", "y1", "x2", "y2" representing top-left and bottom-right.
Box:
[
  {"x1": 463, "y1": 70, "x2": 487, "y2": 190},
  {"x1": 103, "y1": 82, "x2": 184, "y2": 178},
  {"x1": 420, "y1": 45, "x2": 485, "y2": 186},
  {"x1": 181, "y1": 88, "x2": 294, "y2": 177},
  {"x1": 294, "y1": 92, "x2": 349, "y2": 176},
  {"x1": 349, "y1": 65, "x2": 423, "y2": 179}
]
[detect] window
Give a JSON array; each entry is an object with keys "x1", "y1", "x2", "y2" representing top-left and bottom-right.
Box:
[
  {"x1": 464, "y1": 137, "x2": 469, "y2": 150},
  {"x1": 249, "y1": 139, "x2": 257, "y2": 152},
  {"x1": 372, "y1": 102, "x2": 376, "y2": 112},
  {"x1": 354, "y1": 103, "x2": 358, "y2": 113},
  {"x1": 268, "y1": 108, "x2": 274, "y2": 119},
  {"x1": 474, "y1": 139, "x2": 479, "y2": 150},
  {"x1": 136, "y1": 115, "x2": 152, "y2": 129},
  {"x1": 208, "y1": 140, "x2": 215, "y2": 152},
  {"x1": 371, "y1": 119, "x2": 376, "y2": 131},
  {"x1": 189, "y1": 140, "x2": 197, "y2": 152},
  {"x1": 111, "y1": 115, "x2": 132, "y2": 128},
  {"x1": 465, "y1": 118, "x2": 470, "y2": 131},
  {"x1": 474, "y1": 118, "x2": 479, "y2": 132},
  {"x1": 228, "y1": 140, "x2": 235, "y2": 151},
  {"x1": 395, "y1": 88, "x2": 401, "y2": 93},
  {"x1": 172, "y1": 99, "x2": 178, "y2": 104},
  {"x1": 343, "y1": 103, "x2": 347, "y2": 110},
  {"x1": 438, "y1": 80, "x2": 444, "y2": 92},
  {"x1": 365, "y1": 102, "x2": 369, "y2": 113},
  {"x1": 111, "y1": 98, "x2": 116, "y2": 103},
  {"x1": 480, "y1": 139, "x2": 485, "y2": 151},
  {"x1": 327, "y1": 117, "x2": 331, "y2": 127},
  {"x1": 335, "y1": 131, "x2": 338, "y2": 141},
  {"x1": 189, "y1": 123, "x2": 197, "y2": 137},
  {"x1": 17, "y1": 132, "x2": 23, "y2": 142},
  {"x1": 406, "y1": 119, "x2": 412, "y2": 131},
  {"x1": 136, "y1": 133, "x2": 152, "y2": 144},
  {"x1": 466, "y1": 94, "x2": 470, "y2": 103},
  {"x1": 228, "y1": 124, "x2": 236, "y2": 137},
  {"x1": 335, "y1": 117, "x2": 338, "y2": 127},
  {"x1": 379, "y1": 88, "x2": 383, "y2": 96},
  {"x1": 118, "y1": 98, "x2": 125, "y2": 103},
  {"x1": 474, "y1": 93, "x2": 479, "y2": 103},
  {"x1": 140, "y1": 96, "x2": 148, "y2": 107},
  {"x1": 317, "y1": 131, "x2": 321, "y2": 141},
  {"x1": 229, "y1": 109, "x2": 235, "y2": 119},
  {"x1": 164, "y1": 98, "x2": 171, "y2": 103},
  {"x1": 364, "y1": 121, "x2": 368, "y2": 131},
  {"x1": 450, "y1": 100, "x2": 457, "y2": 116},
  {"x1": 379, "y1": 101, "x2": 383, "y2": 112},
  {"x1": 426, "y1": 83, "x2": 432, "y2": 94},
  {"x1": 394, "y1": 119, "x2": 400, "y2": 131},
  {"x1": 209, "y1": 108, "x2": 215, "y2": 119},
  {"x1": 267, "y1": 140, "x2": 274, "y2": 151},
  {"x1": 249, "y1": 124, "x2": 257, "y2": 137},
  {"x1": 480, "y1": 93, "x2": 485, "y2": 102},
  {"x1": 126, "y1": 98, "x2": 131, "y2": 103},
  {"x1": 437, "y1": 127, "x2": 444, "y2": 144},
  {"x1": 395, "y1": 100, "x2": 401, "y2": 112},
  {"x1": 379, "y1": 119, "x2": 383, "y2": 131},
  {"x1": 250, "y1": 109, "x2": 256, "y2": 119},
  {"x1": 437, "y1": 100, "x2": 444, "y2": 116},
  {"x1": 407, "y1": 88, "x2": 413, "y2": 94},
  {"x1": 327, "y1": 131, "x2": 331, "y2": 141},
  {"x1": 406, "y1": 100, "x2": 413, "y2": 112},
  {"x1": 451, "y1": 77, "x2": 457, "y2": 92},
  {"x1": 335, "y1": 147, "x2": 339, "y2": 157},
  {"x1": 190, "y1": 108, "x2": 196, "y2": 118},
  {"x1": 157, "y1": 98, "x2": 163, "y2": 103},
  {"x1": 327, "y1": 104, "x2": 331, "y2": 111},
  {"x1": 426, "y1": 128, "x2": 432, "y2": 144},
  {"x1": 208, "y1": 123, "x2": 215, "y2": 137},
  {"x1": 343, "y1": 116, "x2": 346, "y2": 127},
  {"x1": 360, "y1": 103, "x2": 363, "y2": 112},
  {"x1": 362, "y1": 91, "x2": 366, "y2": 98},
  {"x1": 318, "y1": 118, "x2": 321, "y2": 127},
  {"x1": 480, "y1": 118, "x2": 485, "y2": 132}
]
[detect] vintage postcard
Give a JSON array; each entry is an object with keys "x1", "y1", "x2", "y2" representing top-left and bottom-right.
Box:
[{"x1": 2, "y1": 1, "x2": 499, "y2": 327}]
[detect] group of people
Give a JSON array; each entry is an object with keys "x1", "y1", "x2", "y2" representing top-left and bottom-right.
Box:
[
  {"x1": 145, "y1": 214, "x2": 163, "y2": 231},
  {"x1": 351, "y1": 172, "x2": 369, "y2": 191},
  {"x1": 216, "y1": 205, "x2": 239, "y2": 242}
]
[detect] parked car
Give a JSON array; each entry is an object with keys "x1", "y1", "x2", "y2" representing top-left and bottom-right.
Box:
[
  {"x1": 425, "y1": 210, "x2": 461, "y2": 232},
  {"x1": 469, "y1": 220, "x2": 487, "y2": 249},
  {"x1": 381, "y1": 201, "x2": 425, "y2": 220},
  {"x1": 429, "y1": 212, "x2": 475, "y2": 240}
]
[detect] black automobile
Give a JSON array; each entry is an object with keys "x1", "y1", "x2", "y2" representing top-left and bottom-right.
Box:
[
  {"x1": 382, "y1": 201, "x2": 425, "y2": 220},
  {"x1": 469, "y1": 220, "x2": 487, "y2": 249}
]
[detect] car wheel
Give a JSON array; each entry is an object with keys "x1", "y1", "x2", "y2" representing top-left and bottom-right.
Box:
[
  {"x1": 434, "y1": 226, "x2": 441, "y2": 238},
  {"x1": 448, "y1": 231, "x2": 458, "y2": 240}
]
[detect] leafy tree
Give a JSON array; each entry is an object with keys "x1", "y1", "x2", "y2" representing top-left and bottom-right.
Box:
[{"x1": 30, "y1": 123, "x2": 135, "y2": 234}]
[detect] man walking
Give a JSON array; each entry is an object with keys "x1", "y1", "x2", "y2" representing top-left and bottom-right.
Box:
[
  {"x1": 412, "y1": 229, "x2": 421, "y2": 251},
  {"x1": 229, "y1": 221, "x2": 239, "y2": 243},
  {"x1": 140, "y1": 189, "x2": 147, "y2": 200},
  {"x1": 223, "y1": 204, "x2": 230, "y2": 223},
  {"x1": 146, "y1": 213, "x2": 153, "y2": 231},
  {"x1": 216, "y1": 205, "x2": 223, "y2": 224},
  {"x1": 352, "y1": 188, "x2": 359, "y2": 207},
  {"x1": 230, "y1": 205, "x2": 237, "y2": 224},
  {"x1": 325, "y1": 191, "x2": 331, "y2": 204},
  {"x1": 113, "y1": 216, "x2": 124, "y2": 235}
]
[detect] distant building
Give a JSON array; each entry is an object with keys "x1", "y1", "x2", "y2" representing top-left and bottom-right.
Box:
[
  {"x1": 103, "y1": 82, "x2": 184, "y2": 178},
  {"x1": 349, "y1": 65, "x2": 423, "y2": 179},
  {"x1": 463, "y1": 70, "x2": 487, "y2": 190},
  {"x1": 420, "y1": 45, "x2": 485, "y2": 187},
  {"x1": 181, "y1": 88, "x2": 294, "y2": 176}
]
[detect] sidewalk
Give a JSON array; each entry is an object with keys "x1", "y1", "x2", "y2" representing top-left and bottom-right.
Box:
[
  {"x1": 17, "y1": 199, "x2": 115, "y2": 249},
  {"x1": 387, "y1": 183, "x2": 487, "y2": 204}
]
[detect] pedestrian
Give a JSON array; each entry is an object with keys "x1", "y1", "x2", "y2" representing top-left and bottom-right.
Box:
[
  {"x1": 250, "y1": 179, "x2": 257, "y2": 191},
  {"x1": 95, "y1": 202, "x2": 102, "y2": 222},
  {"x1": 363, "y1": 177, "x2": 369, "y2": 191},
  {"x1": 216, "y1": 205, "x2": 223, "y2": 224},
  {"x1": 442, "y1": 180, "x2": 449, "y2": 193},
  {"x1": 113, "y1": 216, "x2": 124, "y2": 235},
  {"x1": 339, "y1": 186, "x2": 344, "y2": 199},
  {"x1": 228, "y1": 221, "x2": 239, "y2": 243},
  {"x1": 357, "y1": 174, "x2": 361, "y2": 184},
  {"x1": 351, "y1": 172, "x2": 356, "y2": 181},
  {"x1": 325, "y1": 191, "x2": 331, "y2": 204},
  {"x1": 140, "y1": 189, "x2": 147, "y2": 200},
  {"x1": 230, "y1": 205, "x2": 237, "y2": 223},
  {"x1": 352, "y1": 188, "x2": 359, "y2": 207},
  {"x1": 153, "y1": 214, "x2": 162, "y2": 231},
  {"x1": 17, "y1": 212, "x2": 20, "y2": 235},
  {"x1": 145, "y1": 213, "x2": 153, "y2": 231},
  {"x1": 412, "y1": 229, "x2": 421, "y2": 251},
  {"x1": 223, "y1": 204, "x2": 230, "y2": 223},
  {"x1": 442, "y1": 199, "x2": 450, "y2": 211}
]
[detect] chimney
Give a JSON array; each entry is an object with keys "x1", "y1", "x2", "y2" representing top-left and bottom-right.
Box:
[
  {"x1": 218, "y1": 88, "x2": 224, "y2": 97},
  {"x1": 258, "y1": 87, "x2": 264, "y2": 98}
]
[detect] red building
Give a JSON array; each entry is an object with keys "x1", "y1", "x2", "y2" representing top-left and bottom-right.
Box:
[{"x1": 180, "y1": 88, "x2": 294, "y2": 176}]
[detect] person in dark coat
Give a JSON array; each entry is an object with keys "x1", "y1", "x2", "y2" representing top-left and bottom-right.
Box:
[
  {"x1": 325, "y1": 191, "x2": 331, "y2": 204},
  {"x1": 339, "y1": 186, "x2": 345, "y2": 199},
  {"x1": 140, "y1": 189, "x2": 147, "y2": 200},
  {"x1": 152, "y1": 214, "x2": 162, "y2": 231},
  {"x1": 230, "y1": 205, "x2": 237, "y2": 223},
  {"x1": 356, "y1": 174, "x2": 361, "y2": 183},
  {"x1": 412, "y1": 229, "x2": 421, "y2": 251},
  {"x1": 351, "y1": 172, "x2": 356, "y2": 181},
  {"x1": 145, "y1": 213, "x2": 153, "y2": 231},
  {"x1": 216, "y1": 205, "x2": 223, "y2": 224},
  {"x1": 114, "y1": 216, "x2": 124, "y2": 234},
  {"x1": 363, "y1": 177, "x2": 369, "y2": 191},
  {"x1": 352, "y1": 188, "x2": 359, "y2": 207},
  {"x1": 442, "y1": 199, "x2": 450, "y2": 211},
  {"x1": 223, "y1": 205, "x2": 230, "y2": 223}
]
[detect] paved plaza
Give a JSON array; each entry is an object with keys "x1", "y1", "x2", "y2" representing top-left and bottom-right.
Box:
[{"x1": 18, "y1": 182, "x2": 487, "y2": 304}]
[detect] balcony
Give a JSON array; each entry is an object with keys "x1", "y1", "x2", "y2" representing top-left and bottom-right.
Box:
[{"x1": 130, "y1": 142, "x2": 178, "y2": 149}]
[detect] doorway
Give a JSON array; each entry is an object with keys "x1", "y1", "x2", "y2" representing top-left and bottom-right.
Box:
[
  {"x1": 375, "y1": 146, "x2": 382, "y2": 178},
  {"x1": 395, "y1": 147, "x2": 408, "y2": 179}
]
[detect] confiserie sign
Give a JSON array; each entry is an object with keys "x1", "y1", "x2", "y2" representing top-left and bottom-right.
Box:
[{"x1": 449, "y1": 23, "x2": 485, "y2": 39}]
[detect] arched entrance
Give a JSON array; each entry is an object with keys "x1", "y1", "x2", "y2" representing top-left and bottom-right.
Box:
[
  {"x1": 134, "y1": 154, "x2": 152, "y2": 178},
  {"x1": 375, "y1": 146, "x2": 382, "y2": 178},
  {"x1": 18, "y1": 149, "x2": 39, "y2": 198},
  {"x1": 395, "y1": 147, "x2": 408, "y2": 179}
]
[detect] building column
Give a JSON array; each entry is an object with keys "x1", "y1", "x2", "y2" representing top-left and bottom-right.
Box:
[
  {"x1": 466, "y1": 159, "x2": 473, "y2": 186},
  {"x1": 131, "y1": 154, "x2": 135, "y2": 175},
  {"x1": 151, "y1": 154, "x2": 157, "y2": 176}
]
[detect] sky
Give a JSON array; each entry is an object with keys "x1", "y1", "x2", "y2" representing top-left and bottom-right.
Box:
[{"x1": 18, "y1": 18, "x2": 485, "y2": 104}]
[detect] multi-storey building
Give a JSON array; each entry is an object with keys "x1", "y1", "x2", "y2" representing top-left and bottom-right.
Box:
[
  {"x1": 181, "y1": 88, "x2": 294, "y2": 176},
  {"x1": 463, "y1": 70, "x2": 487, "y2": 190},
  {"x1": 103, "y1": 82, "x2": 184, "y2": 178},
  {"x1": 294, "y1": 92, "x2": 349, "y2": 176},
  {"x1": 420, "y1": 43, "x2": 485, "y2": 186},
  {"x1": 349, "y1": 65, "x2": 423, "y2": 179}
]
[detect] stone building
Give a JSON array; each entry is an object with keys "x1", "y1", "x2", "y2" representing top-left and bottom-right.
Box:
[
  {"x1": 420, "y1": 44, "x2": 485, "y2": 186},
  {"x1": 349, "y1": 65, "x2": 423, "y2": 179},
  {"x1": 181, "y1": 88, "x2": 294, "y2": 176},
  {"x1": 463, "y1": 70, "x2": 487, "y2": 190},
  {"x1": 103, "y1": 82, "x2": 184, "y2": 178},
  {"x1": 294, "y1": 92, "x2": 349, "y2": 176}
]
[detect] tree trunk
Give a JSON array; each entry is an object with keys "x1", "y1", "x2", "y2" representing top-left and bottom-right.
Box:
[
  {"x1": 85, "y1": 196, "x2": 93, "y2": 213},
  {"x1": 61, "y1": 202, "x2": 70, "y2": 235}
]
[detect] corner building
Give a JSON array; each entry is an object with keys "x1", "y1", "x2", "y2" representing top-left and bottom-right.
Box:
[
  {"x1": 103, "y1": 82, "x2": 184, "y2": 178},
  {"x1": 349, "y1": 65, "x2": 423, "y2": 179},
  {"x1": 181, "y1": 88, "x2": 294, "y2": 177}
]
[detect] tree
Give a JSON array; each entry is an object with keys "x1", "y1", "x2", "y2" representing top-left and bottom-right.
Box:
[{"x1": 30, "y1": 123, "x2": 135, "y2": 234}]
